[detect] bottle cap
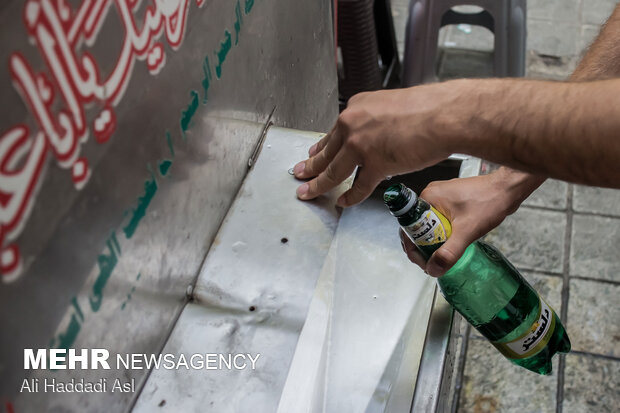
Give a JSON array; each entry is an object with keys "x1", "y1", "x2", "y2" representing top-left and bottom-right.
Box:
[{"x1": 383, "y1": 183, "x2": 417, "y2": 216}]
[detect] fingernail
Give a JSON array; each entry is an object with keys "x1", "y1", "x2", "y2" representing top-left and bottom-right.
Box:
[
  {"x1": 426, "y1": 262, "x2": 445, "y2": 277},
  {"x1": 308, "y1": 143, "x2": 318, "y2": 156},
  {"x1": 296, "y1": 183, "x2": 309, "y2": 199},
  {"x1": 293, "y1": 162, "x2": 305, "y2": 176}
]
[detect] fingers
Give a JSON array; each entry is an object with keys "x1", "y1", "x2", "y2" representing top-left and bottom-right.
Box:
[
  {"x1": 425, "y1": 230, "x2": 471, "y2": 277},
  {"x1": 294, "y1": 126, "x2": 342, "y2": 180},
  {"x1": 399, "y1": 229, "x2": 427, "y2": 268},
  {"x1": 296, "y1": 147, "x2": 359, "y2": 200},
  {"x1": 336, "y1": 165, "x2": 382, "y2": 207},
  {"x1": 308, "y1": 132, "x2": 330, "y2": 157}
]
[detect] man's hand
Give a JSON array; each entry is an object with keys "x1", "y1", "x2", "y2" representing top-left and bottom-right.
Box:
[
  {"x1": 293, "y1": 82, "x2": 470, "y2": 207},
  {"x1": 400, "y1": 168, "x2": 545, "y2": 277},
  {"x1": 296, "y1": 2, "x2": 620, "y2": 278}
]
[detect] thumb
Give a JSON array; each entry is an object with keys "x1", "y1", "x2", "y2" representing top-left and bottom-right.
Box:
[{"x1": 425, "y1": 231, "x2": 472, "y2": 277}]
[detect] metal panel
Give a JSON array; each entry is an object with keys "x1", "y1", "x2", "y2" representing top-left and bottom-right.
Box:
[
  {"x1": 276, "y1": 197, "x2": 436, "y2": 413},
  {"x1": 0, "y1": 0, "x2": 337, "y2": 411},
  {"x1": 132, "y1": 127, "x2": 348, "y2": 412}
]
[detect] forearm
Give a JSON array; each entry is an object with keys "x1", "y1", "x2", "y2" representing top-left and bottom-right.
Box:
[
  {"x1": 455, "y1": 78, "x2": 620, "y2": 187},
  {"x1": 571, "y1": 4, "x2": 620, "y2": 81},
  {"x1": 488, "y1": 4, "x2": 620, "y2": 189}
]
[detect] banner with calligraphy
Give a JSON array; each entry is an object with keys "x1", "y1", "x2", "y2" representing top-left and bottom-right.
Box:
[{"x1": 0, "y1": 0, "x2": 337, "y2": 411}]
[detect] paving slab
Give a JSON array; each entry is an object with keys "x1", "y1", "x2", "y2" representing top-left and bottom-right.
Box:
[
  {"x1": 438, "y1": 48, "x2": 494, "y2": 80},
  {"x1": 582, "y1": 0, "x2": 618, "y2": 26},
  {"x1": 563, "y1": 353, "x2": 620, "y2": 413},
  {"x1": 528, "y1": 0, "x2": 581, "y2": 23},
  {"x1": 527, "y1": 19, "x2": 581, "y2": 57},
  {"x1": 458, "y1": 338, "x2": 558, "y2": 413},
  {"x1": 526, "y1": 51, "x2": 577, "y2": 80},
  {"x1": 522, "y1": 179, "x2": 568, "y2": 210},
  {"x1": 483, "y1": 207, "x2": 566, "y2": 274},
  {"x1": 566, "y1": 278, "x2": 620, "y2": 357},
  {"x1": 524, "y1": 272, "x2": 564, "y2": 314},
  {"x1": 579, "y1": 24, "x2": 602, "y2": 53},
  {"x1": 573, "y1": 185, "x2": 620, "y2": 217},
  {"x1": 570, "y1": 214, "x2": 620, "y2": 282}
]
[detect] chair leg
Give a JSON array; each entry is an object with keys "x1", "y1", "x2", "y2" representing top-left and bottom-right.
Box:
[
  {"x1": 402, "y1": 0, "x2": 431, "y2": 86},
  {"x1": 493, "y1": 19, "x2": 509, "y2": 77},
  {"x1": 507, "y1": 0, "x2": 526, "y2": 77}
]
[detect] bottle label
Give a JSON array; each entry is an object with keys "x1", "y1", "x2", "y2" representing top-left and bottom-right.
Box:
[
  {"x1": 403, "y1": 206, "x2": 452, "y2": 247},
  {"x1": 492, "y1": 298, "x2": 556, "y2": 360}
]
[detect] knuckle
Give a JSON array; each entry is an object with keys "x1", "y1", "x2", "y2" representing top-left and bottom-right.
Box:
[
  {"x1": 306, "y1": 152, "x2": 327, "y2": 175},
  {"x1": 304, "y1": 154, "x2": 318, "y2": 169},
  {"x1": 405, "y1": 249, "x2": 423, "y2": 266},
  {"x1": 421, "y1": 182, "x2": 439, "y2": 197},
  {"x1": 425, "y1": 181, "x2": 439, "y2": 190},
  {"x1": 337, "y1": 111, "x2": 354, "y2": 131},
  {"x1": 317, "y1": 137, "x2": 328, "y2": 151},
  {"x1": 433, "y1": 247, "x2": 456, "y2": 268},
  {"x1": 353, "y1": 177, "x2": 372, "y2": 194},
  {"x1": 304, "y1": 157, "x2": 317, "y2": 175},
  {"x1": 402, "y1": 241, "x2": 416, "y2": 255},
  {"x1": 342, "y1": 134, "x2": 362, "y2": 153},
  {"x1": 348, "y1": 92, "x2": 367, "y2": 105},
  {"x1": 307, "y1": 179, "x2": 320, "y2": 198},
  {"x1": 338, "y1": 107, "x2": 365, "y2": 130},
  {"x1": 324, "y1": 163, "x2": 338, "y2": 182}
]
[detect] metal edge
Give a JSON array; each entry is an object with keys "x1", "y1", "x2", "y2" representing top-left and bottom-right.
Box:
[
  {"x1": 409, "y1": 288, "x2": 455, "y2": 413},
  {"x1": 247, "y1": 106, "x2": 276, "y2": 168},
  {"x1": 456, "y1": 155, "x2": 482, "y2": 179}
]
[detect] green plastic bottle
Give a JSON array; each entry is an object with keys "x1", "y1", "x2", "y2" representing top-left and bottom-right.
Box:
[{"x1": 383, "y1": 183, "x2": 570, "y2": 375}]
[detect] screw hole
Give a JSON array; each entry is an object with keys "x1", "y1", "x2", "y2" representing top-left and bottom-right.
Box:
[
  {"x1": 280, "y1": 237, "x2": 288, "y2": 244},
  {"x1": 249, "y1": 306, "x2": 256, "y2": 312}
]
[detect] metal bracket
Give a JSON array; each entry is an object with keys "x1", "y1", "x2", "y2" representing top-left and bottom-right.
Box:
[{"x1": 248, "y1": 106, "x2": 276, "y2": 168}]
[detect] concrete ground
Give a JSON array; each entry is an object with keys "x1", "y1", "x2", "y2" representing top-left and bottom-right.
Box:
[{"x1": 388, "y1": 0, "x2": 620, "y2": 412}]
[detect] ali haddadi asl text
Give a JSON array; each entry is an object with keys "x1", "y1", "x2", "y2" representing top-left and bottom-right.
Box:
[{"x1": 20, "y1": 377, "x2": 134, "y2": 393}]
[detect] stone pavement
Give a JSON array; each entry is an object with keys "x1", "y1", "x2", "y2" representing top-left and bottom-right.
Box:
[{"x1": 387, "y1": 0, "x2": 620, "y2": 412}]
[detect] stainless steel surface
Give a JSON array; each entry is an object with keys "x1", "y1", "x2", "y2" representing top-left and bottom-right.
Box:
[
  {"x1": 132, "y1": 127, "x2": 347, "y2": 412},
  {"x1": 0, "y1": 1, "x2": 337, "y2": 411},
  {"x1": 278, "y1": 196, "x2": 436, "y2": 413},
  {"x1": 409, "y1": 292, "x2": 456, "y2": 413}
]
